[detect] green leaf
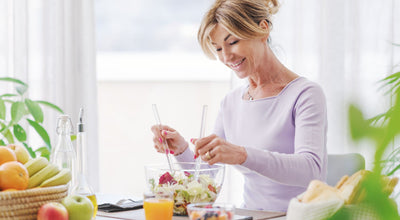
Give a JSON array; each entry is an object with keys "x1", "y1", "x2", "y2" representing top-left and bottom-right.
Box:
[
  {"x1": 348, "y1": 104, "x2": 369, "y2": 140},
  {"x1": 35, "y1": 146, "x2": 50, "y2": 160},
  {"x1": 0, "y1": 77, "x2": 28, "y2": 96},
  {"x1": 11, "y1": 101, "x2": 25, "y2": 123},
  {"x1": 386, "y1": 92, "x2": 400, "y2": 137},
  {"x1": 3, "y1": 128, "x2": 14, "y2": 144},
  {"x1": 23, "y1": 142, "x2": 36, "y2": 158},
  {"x1": 25, "y1": 99, "x2": 44, "y2": 123},
  {"x1": 36, "y1": 100, "x2": 64, "y2": 114},
  {"x1": 386, "y1": 164, "x2": 400, "y2": 176},
  {"x1": 0, "y1": 139, "x2": 5, "y2": 146},
  {"x1": 0, "y1": 99, "x2": 5, "y2": 120},
  {"x1": 0, "y1": 94, "x2": 18, "y2": 98},
  {"x1": 381, "y1": 71, "x2": 400, "y2": 82},
  {"x1": 0, "y1": 77, "x2": 28, "y2": 87},
  {"x1": 13, "y1": 124, "x2": 27, "y2": 142},
  {"x1": 26, "y1": 119, "x2": 51, "y2": 150},
  {"x1": 0, "y1": 121, "x2": 6, "y2": 133}
]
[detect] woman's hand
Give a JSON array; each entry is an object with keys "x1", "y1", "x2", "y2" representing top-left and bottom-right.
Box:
[
  {"x1": 150, "y1": 125, "x2": 188, "y2": 155},
  {"x1": 192, "y1": 134, "x2": 247, "y2": 165}
]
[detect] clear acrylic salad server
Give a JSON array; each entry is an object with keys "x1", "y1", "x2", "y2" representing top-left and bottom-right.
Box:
[
  {"x1": 152, "y1": 104, "x2": 173, "y2": 173},
  {"x1": 194, "y1": 105, "x2": 208, "y2": 181}
]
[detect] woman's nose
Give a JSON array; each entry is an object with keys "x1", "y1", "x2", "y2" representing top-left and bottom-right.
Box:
[{"x1": 221, "y1": 49, "x2": 232, "y2": 63}]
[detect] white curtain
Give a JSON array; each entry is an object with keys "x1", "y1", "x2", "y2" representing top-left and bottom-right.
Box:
[
  {"x1": 270, "y1": 0, "x2": 400, "y2": 166},
  {"x1": 0, "y1": 0, "x2": 99, "y2": 191}
]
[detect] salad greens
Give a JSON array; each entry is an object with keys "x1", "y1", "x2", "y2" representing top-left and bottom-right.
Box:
[{"x1": 149, "y1": 171, "x2": 220, "y2": 216}]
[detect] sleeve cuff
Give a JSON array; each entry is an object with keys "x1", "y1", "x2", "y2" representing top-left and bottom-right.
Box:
[
  {"x1": 174, "y1": 146, "x2": 194, "y2": 162},
  {"x1": 241, "y1": 147, "x2": 260, "y2": 170}
]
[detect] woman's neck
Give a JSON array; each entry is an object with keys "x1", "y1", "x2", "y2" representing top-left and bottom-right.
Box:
[
  {"x1": 248, "y1": 55, "x2": 296, "y2": 89},
  {"x1": 246, "y1": 49, "x2": 298, "y2": 99}
]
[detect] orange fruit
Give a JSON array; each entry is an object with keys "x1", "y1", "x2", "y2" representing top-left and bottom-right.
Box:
[
  {"x1": 0, "y1": 146, "x2": 17, "y2": 166},
  {"x1": 0, "y1": 161, "x2": 29, "y2": 190},
  {"x1": 1, "y1": 189, "x2": 18, "y2": 192}
]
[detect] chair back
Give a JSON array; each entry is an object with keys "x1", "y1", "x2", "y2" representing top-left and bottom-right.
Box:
[{"x1": 327, "y1": 153, "x2": 365, "y2": 186}]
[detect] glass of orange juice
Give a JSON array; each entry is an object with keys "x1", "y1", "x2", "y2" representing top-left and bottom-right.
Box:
[{"x1": 143, "y1": 191, "x2": 174, "y2": 220}]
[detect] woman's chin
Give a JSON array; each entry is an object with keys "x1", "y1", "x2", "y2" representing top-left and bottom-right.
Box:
[{"x1": 233, "y1": 71, "x2": 248, "y2": 79}]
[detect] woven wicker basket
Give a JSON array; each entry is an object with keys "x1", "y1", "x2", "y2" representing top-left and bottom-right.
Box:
[{"x1": 0, "y1": 185, "x2": 68, "y2": 220}]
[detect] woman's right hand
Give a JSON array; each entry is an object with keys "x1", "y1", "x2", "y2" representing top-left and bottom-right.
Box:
[{"x1": 150, "y1": 125, "x2": 188, "y2": 156}]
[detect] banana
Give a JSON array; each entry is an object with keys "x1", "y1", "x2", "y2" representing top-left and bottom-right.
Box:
[
  {"x1": 40, "y1": 168, "x2": 72, "y2": 187},
  {"x1": 28, "y1": 163, "x2": 60, "y2": 188},
  {"x1": 24, "y1": 157, "x2": 49, "y2": 177}
]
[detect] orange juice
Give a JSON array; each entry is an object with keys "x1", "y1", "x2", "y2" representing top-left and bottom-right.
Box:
[{"x1": 144, "y1": 198, "x2": 174, "y2": 220}]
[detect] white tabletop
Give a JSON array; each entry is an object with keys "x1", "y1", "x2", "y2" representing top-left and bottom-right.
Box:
[{"x1": 95, "y1": 193, "x2": 286, "y2": 220}]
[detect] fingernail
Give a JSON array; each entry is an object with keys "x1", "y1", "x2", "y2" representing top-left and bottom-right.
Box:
[
  {"x1": 170, "y1": 150, "x2": 175, "y2": 154},
  {"x1": 163, "y1": 131, "x2": 168, "y2": 135},
  {"x1": 166, "y1": 149, "x2": 170, "y2": 154},
  {"x1": 159, "y1": 138, "x2": 163, "y2": 143},
  {"x1": 190, "y1": 138, "x2": 193, "y2": 143},
  {"x1": 193, "y1": 154, "x2": 198, "y2": 159}
]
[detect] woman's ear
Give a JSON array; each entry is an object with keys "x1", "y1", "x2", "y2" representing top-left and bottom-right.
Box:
[{"x1": 259, "y1": 20, "x2": 270, "y2": 42}]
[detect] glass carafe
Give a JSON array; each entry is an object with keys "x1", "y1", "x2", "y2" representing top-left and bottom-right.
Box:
[
  {"x1": 70, "y1": 108, "x2": 98, "y2": 218},
  {"x1": 51, "y1": 115, "x2": 77, "y2": 191}
]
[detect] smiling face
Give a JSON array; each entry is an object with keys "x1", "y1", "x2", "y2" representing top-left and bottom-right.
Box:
[{"x1": 209, "y1": 23, "x2": 268, "y2": 79}]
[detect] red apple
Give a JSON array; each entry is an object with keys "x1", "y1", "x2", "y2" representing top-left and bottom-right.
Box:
[{"x1": 37, "y1": 202, "x2": 69, "y2": 220}]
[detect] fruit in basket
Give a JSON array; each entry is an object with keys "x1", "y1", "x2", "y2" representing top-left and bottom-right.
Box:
[
  {"x1": 62, "y1": 194, "x2": 94, "y2": 220},
  {"x1": 337, "y1": 170, "x2": 398, "y2": 204},
  {"x1": 24, "y1": 156, "x2": 49, "y2": 176},
  {"x1": 0, "y1": 161, "x2": 29, "y2": 190},
  {"x1": 0, "y1": 146, "x2": 17, "y2": 166},
  {"x1": 27, "y1": 163, "x2": 60, "y2": 188},
  {"x1": 40, "y1": 168, "x2": 72, "y2": 187},
  {"x1": 301, "y1": 180, "x2": 343, "y2": 203},
  {"x1": 37, "y1": 202, "x2": 69, "y2": 220},
  {"x1": 300, "y1": 170, "x2": 399, "y2": 204},
  {"x1": 6, "y1": 144, "x2": 30, "y2": 164}
]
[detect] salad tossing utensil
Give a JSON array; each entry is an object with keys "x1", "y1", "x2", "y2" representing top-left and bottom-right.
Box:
[
  {"x1": 152, "y1": 104, "x2": 173, "y2": 173},
  {"x1": 194, "y1": 105, "x2": 208, "y2": 181}
]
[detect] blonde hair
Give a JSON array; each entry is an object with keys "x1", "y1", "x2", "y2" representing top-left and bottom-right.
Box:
[{"x1": 198, "y1": 0, "x2": 279, "y2": 59}]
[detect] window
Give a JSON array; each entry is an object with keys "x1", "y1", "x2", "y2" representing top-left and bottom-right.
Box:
[
  {"x1": 95, "y1": 0, "x2": 237, "y2": 204},
  {"x1": 96, "y1": 0, "x2": 230, "y2": 81}
]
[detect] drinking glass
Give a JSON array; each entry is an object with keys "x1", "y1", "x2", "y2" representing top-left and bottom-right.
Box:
[{"x1": 143, "y1": 191, "x2": 174, "y2": 220}]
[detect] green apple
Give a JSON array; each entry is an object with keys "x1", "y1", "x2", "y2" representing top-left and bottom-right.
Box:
[{"x1": 62, "y1": 194, "x2": 94, "y2": 220}]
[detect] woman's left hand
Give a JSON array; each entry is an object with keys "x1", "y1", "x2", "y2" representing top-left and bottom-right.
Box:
[{"x1": 191, "y1": 134, "x2": 247, "y2": 165}]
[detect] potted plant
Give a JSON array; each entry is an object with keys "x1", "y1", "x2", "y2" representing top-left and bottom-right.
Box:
[
  {"x1": 330, "y1": 45, "x2": 400, "y2": 219},
  {"x1": 0, "y1": 77, "x2": 64, "y2": 160}
]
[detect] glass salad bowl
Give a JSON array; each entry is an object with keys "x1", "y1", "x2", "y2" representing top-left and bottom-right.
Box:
[{"x1": 145, "y1": 162, "x2": 225, "y2": 216}]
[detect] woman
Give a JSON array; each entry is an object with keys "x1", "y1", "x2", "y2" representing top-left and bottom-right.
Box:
[{"x1": 151, "y1": 0, "x2": 327, "y2": 212}]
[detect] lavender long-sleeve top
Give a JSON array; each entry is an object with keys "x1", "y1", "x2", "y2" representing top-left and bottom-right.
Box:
[{"x1": 176, "y1": 77, "x2": 327, "y2": 212}]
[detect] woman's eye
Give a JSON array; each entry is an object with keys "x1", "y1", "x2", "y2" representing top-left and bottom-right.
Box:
[
  {"x1": 229, "y1": 40, "x2": 239, "y2": 45},
  {"x1": 216, "y1": 48, "x2": 222, "y2": 52}
]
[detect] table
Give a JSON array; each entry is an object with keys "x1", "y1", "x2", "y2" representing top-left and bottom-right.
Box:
[
  {"x1": 96, "y1": 208, "x2": 286, "y2": 220},
  {"x1": 95, "y1": 194, "x2": 286, "y2": 220}
]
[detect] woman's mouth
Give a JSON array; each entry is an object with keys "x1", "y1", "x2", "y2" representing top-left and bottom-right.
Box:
[{"x1": 230, "y1": 58, "x2": 245, "y2": 69}]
